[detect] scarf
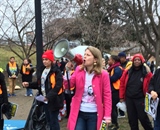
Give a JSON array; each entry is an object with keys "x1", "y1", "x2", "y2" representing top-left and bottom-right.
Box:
[{"x1": 107, "y1": 62, "x2": 121, "y2": 72}]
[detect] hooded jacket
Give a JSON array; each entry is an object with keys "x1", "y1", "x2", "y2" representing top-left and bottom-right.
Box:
[{"x1": 120, "y1": 63, "x2": 152, "y2": 99}]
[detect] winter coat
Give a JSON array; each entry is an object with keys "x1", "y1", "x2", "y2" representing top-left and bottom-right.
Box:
[
  {"x1": 0, "y1": 72, "x2": 8, "y2": 104},
  {"x1": 28, "y1": 64, "x2": 64, "y2": 111},
  {"x1": 20, "y1": 64, "x2": 34, "y2": 82},
  {"x1": 120, "y1": 64, "x2": 152, "y2": 100},
  {"x1": 63, "y1": 66, "x2": 112, "y2": 130}
]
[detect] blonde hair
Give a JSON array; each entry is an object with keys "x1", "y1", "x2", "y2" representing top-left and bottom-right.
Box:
[{"x1": 80, "y1": 46, "x2": 102, "y2": 74}]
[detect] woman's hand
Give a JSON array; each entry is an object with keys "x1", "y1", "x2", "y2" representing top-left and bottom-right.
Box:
[
  {"x1": 65, "y1": 61, "x2": 74, "y2": 71},
  {"x1": 105, "y1": 119, "x2": 111, "y2": 126},
  {"x1": 22, "y1": 82, "x2": 29, "y2": 88},
  {"x1": 151, "y1": 90, "x2": 158, "y2": 100}
]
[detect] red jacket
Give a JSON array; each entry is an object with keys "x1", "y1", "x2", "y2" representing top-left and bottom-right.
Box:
[{"x1": 119, "y1": 64, "x2": 153, "y2": 99}]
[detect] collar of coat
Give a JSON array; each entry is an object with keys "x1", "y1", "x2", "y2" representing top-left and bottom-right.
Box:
[{"x1": 128, "y1": 63, "x2": 151, "y2": 77}]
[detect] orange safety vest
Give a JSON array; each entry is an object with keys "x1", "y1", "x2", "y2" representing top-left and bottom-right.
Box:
[
  {"x1": 22, "y1": 64, "x2": 30, "y2": 75},
  {"x1": 50, "y1": 73, "x2": 63, "y2": 95},
  {"x1": 0, "y1": 85, "x2": 2, "y2": 94},
  {"x1": 111, "y1": 66, "x2": 123, "y2": 90},
  {"x1": 9, "y1": 62, "x2": 16, "y2": 68},
  {"x1": 9, "y1": 62, "x2": 17, "y2": 74}
]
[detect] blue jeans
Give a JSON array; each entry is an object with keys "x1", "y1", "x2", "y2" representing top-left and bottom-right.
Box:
[
  {"x1": 154, "y1": 104, "x2": 160, "y2": 130},
  {"x1": 26, "y1": 88, "x2": 32, "y2": 95},
  {"x1": 44, "y1": 104, "x2": 60, "y2": 130},
  {"x1": 75, "y1": 111, "x2": 97, "y2": 130}
]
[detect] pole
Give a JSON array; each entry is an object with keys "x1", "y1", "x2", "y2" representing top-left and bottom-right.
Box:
[{"x1": 35, "y1": 0, "x2": 43, "y2": 78}]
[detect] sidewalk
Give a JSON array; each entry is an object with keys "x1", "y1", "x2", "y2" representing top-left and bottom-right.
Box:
[{"x1": 6, "y1": 88, "x2": 68, "y2": 130}]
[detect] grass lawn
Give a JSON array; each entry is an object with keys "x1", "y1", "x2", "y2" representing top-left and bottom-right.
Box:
[
  {"x1": 59, "y1": 115, "x2": 153, "y2": 130},
  {"x1": 0, "y1": 45, "x2": 36, "y2": 70}
]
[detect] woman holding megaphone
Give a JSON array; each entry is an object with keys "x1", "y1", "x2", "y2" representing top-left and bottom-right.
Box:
[{"x1": 63, "y1": 46, "x2": 112, "y2": 130}]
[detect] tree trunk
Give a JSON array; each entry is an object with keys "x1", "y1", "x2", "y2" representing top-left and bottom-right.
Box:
[{"x1": 155, "y1": 40, "x2": 160, "y2": 69}]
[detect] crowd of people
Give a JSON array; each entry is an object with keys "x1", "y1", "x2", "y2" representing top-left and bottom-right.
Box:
[{"x1": 0, "y1": 46, "x2": 159, "y2": 130}]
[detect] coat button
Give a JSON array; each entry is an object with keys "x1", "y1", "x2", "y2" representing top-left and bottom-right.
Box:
[
  {"x1": 95, "y1": 95, "x2": 97, "y2": 97},
  {"x1": 97, "y1": 114, "x2": 99, "y2": 116}
]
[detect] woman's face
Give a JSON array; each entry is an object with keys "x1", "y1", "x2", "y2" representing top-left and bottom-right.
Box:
[
  {"x1": 108, "y1": 57, "x2": 114, "y2": 66},
  {"x1": 133, "y1": 57, "x2": 142, "y2": 67},
  {"x1": 43, "y1": 58, "x2": 52, "y2": 67},
  {"x1": 83, "y1": 49, "x2": 95, "y2": 67},
  {"x1": 23, "y1": 59, "x2": 28, "y2": 65}
]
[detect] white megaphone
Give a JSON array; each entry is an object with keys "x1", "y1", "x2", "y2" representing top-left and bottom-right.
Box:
[
  {"x1": 53, "y1": 39, "x2": 88, "y2": 65},
  {"x1": 54, "y1": 39, "x2": 74, "y2": 60}
]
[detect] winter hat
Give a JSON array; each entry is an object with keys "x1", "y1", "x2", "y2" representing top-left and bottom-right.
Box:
[
  {"x1": 132, "y1": 54, "x2": 145, "y2": 63},
  {"x1": 118, "y1": 52, "x2": 126, "y2": 57},
  {"x1": 42, "y1": 50, "x2": 54, "y2": 62}
]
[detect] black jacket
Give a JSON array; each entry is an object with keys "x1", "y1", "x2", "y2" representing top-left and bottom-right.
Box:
[
  {"x1": 149, "y1": 68, "x2": 160, "y2": 97},
  {"x1": 0, "y1": 72, "x2": 8, "y2": 104},
  {"x1": 28, "y1": 64, "x2": 64, "y2": 111},
  {"x1": 20, "y1": 64, "x2": 34, "y2": 82}
]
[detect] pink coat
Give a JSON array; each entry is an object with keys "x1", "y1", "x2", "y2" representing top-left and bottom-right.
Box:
[{"x1": 64, "y1": 66, "x2": 112, "y2": 130}]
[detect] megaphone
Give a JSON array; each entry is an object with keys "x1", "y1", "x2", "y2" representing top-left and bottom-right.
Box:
[
  {"x1": 53, "y1": 39, "x2": 88, "y2": 65},
  {"x1": 54, "y1": 39, "x2": 73, "y2": 60}
]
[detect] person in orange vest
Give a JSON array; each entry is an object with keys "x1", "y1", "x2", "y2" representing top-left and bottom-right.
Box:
[
  {"x1": 20, "y1": 59, "x2": 34, "y2": 97},
  {"x1": 22, "y1": 50, "x2": 63, "y2": 130},
  {"x1": 6, "y1": 57, "x2": 19, "y2": 97},
  {"x1": 0, "y1": 69, "x2": 8, "y2": 129},
  {"x1": 107, "y1": 55, "x2": 123, "y2": 130}
]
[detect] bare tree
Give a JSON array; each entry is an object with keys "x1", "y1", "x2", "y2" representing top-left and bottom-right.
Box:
[
  {"x1": 0, "y1": 0, "x2": 35, "y2": 59},
  {"x1": 123, "y1": 0, "x2": 160, "y2": 66},
  {"x1": 73, "y1": 0, "x2": 130, "y2": 53},
  {"x1": 42, "y1": 0, "x2": 80, "y2": 47},
  {"x1": 0, "y1": 0, "x2": 78, "y2": 59}
]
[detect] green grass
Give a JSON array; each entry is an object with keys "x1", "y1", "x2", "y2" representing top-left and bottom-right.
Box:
[{"x1": 0, "y1": 45, "x2": 36, "y2": 70}]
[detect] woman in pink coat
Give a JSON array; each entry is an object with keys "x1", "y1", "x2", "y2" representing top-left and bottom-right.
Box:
[{"x1": 64, "y1": 46, "x2": 112, "y2": 130}]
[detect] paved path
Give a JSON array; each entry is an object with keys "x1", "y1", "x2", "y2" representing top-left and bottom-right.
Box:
[{"x1": 6, "y1": 88, "x2": 67, "y2": 130}]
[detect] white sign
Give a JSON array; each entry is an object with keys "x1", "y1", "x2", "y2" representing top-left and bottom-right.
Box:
[{"x1": 145, "y1": 93, "x2": 159, "y2": 120}]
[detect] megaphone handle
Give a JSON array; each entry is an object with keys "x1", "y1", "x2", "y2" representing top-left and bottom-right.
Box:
[{"x1": 66, "y1": 71, "x2": 71, "y2": 95}]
